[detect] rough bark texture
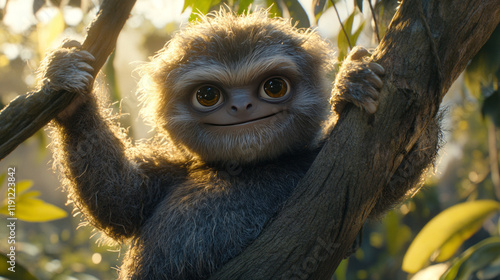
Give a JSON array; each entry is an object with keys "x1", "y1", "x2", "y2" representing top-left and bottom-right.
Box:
[
  {"x1": 0, "y1": 0, "x2": 136, "y2": 160},
  {"x1": 209, "y1": 0, "x2": 500, "y2": 279}
]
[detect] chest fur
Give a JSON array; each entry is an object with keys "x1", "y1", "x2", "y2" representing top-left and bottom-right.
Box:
[{"x1": 137, "y1": 154, "x2": 315, "y2": 278}]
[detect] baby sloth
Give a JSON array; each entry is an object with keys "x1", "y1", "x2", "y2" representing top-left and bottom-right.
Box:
[{"x1": 44, "y1": 11, "x2": 385, "y2": 280}]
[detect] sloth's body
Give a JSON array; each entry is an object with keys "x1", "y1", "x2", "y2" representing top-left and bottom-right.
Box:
[{"x1": 41, "y1": 10, "x2": 437, "y2": 280}]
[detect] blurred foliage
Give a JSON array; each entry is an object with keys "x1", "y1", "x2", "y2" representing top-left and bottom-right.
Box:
[
  {"x1": 441, "y1": 237, "x2": 500, "y2": 280},
  {"x1": 0, "y1": 253, "x2": 38, "y2": 280},
  {"x1": 0, "y1": 0, "x2": 498, "y2": 279},
  {"x1": 465, "y1": 25, "x2": 500, "y2": 127},
  {"x1": 403, "y1": 200, "x2": 500, "y2": 273},
  {"x1": 0, "y1": 176, "x2": 67, "y2": 222},
  {"x1": 337, "y1": 11, "x2": 365, "y2": 61},
  {"x1": 36, "y1": 10, "x2": 64, "y2": 55}
]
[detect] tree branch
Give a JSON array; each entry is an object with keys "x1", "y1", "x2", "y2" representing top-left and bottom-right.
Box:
[
  {"x1": 210, "y1": 0, "x2": 500, "y2": 279},
  {"x1": 0, "y1": 0, "x2": 136, "y2": 160}
]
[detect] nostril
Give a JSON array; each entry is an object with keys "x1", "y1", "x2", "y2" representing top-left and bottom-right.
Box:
[{"x1": 231, "y1": 103, "x2": 252, "y2": 112}]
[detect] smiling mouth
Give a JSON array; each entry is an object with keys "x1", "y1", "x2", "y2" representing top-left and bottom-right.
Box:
[{"x1": 207, "y1": 112, "x2": 283, "y2": 127}]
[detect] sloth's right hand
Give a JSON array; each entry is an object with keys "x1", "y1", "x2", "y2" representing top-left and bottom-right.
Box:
[{"x1": 38, "y1": 40, "x2": 96, "y2": 120}]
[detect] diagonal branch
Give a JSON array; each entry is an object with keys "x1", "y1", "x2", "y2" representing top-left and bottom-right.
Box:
[{"x1": 0, "y1": 0, "x2": 136, "y2": 160}]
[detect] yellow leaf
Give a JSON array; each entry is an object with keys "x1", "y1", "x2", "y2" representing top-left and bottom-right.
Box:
[
  {"x1": 18, "y1": 190, "x2": 42, "y2": 199},
  {"x1": 2, "y1": 180, "x2": 33, "y2": 205},
  {"x1": 434, "y1": 220, "x2": 484, "y2": 262},
  {"x1": 402, "y1": 200, "x2": 500, "y2": 273},
  {"x1": 37, "y1": 11, "x2": 65, "y2": 55},
  {"x1": 16, "y1": 180, "x2": 34, "y2": 195},
  {"x1": 14, "y1": 197, "x2": 67, "y2": 222},
  {"x1": 1, "y1": 179, "x2": 66, "y2": 222}
]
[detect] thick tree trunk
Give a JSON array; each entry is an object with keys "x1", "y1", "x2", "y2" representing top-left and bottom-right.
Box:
[
  {"x1": 210, "y1": 0, "x2": 500, "y2": 279},
  {"x1": 0, "y1": 0, "x2": 136, "y2": 160}
]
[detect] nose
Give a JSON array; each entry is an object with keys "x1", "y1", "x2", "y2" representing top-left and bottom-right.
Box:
[
  {"x1": 231, "y1": 99, "x2": 253, "y2": 112},
  {"x1": 228, "y1": 91, "x2": 256, "y2": 115}
]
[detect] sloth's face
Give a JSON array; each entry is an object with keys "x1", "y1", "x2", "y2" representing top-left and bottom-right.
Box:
[
  {"x1": 159, "y1": 53, "x2": 329, "y2": 164},
  {"x1": 139, "y1": 12, "x2": 333, "y2": 164}
]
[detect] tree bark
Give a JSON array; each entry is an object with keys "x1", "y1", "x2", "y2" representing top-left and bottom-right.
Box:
[
  {"x1": 210, "y1": 0, "x2": 500, "y2": 279},
  {"x1": 0, "y1": 0, "x2": 136, "y2": 160}
]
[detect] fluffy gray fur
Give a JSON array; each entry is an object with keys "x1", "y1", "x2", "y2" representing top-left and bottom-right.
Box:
[{"x1": 44, "y1": 9, "x2": 440, "y2": 280}]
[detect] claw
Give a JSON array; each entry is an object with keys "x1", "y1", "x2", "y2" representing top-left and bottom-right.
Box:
[
  {"x1": 350, "y1": 47, "x2": 370, "y2": 60},
  {"x1": 76, "y1": 62, "x2": 94, "y2": 73},
  {"x1": 368, "y1": 73, "x2": 383, "y2": 89},
  {"x1": 366, "y1": 86, "x2": 380, "y2": 100},
  {"x1": 362, "y1": 99, "x2": 377, "y2": 114},
  {"x1": 75, "y1": 50, "x2": 96, "y2": 62},
  {"x1": 62, "y1": 39, "x2": 82, "y2": 49},
  {"x1": 369, "y1": 62, "x2": 385, "y2": 75},
  {"x1": 82, "y1": 72, "x2": 94, "y2": 84}
]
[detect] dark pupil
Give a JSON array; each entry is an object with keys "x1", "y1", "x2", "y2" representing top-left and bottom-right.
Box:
[
  {"x1": 198, "y1": 87, "x2": 217, "y2": 101},
  {"x1": 197, "y1": 86, "x2": 220, "y2": 106},
  {"x1": 265, "y1": 79, "x2": 284, "y2": 95}
]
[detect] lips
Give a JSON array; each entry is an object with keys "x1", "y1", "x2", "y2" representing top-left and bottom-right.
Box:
[{"x1": 207, "y1": 111, "x2": 282, "y2": 126}]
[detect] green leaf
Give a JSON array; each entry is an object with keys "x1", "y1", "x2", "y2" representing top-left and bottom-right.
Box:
[
  {"x1": 284, "y1": 0, "x2": 310, "y2": 28},
  {"x1": 266, "y1": 0, "x2": 283, "y2": 17},
  {"x1": 183, "y1": 0, "x2": 197, "y2": 12},
  {"x1": 184, "y1": 0, "x2": 221, "y2": 21},
  {"x1": 344, "y1": 11, "x2": 355, "y2": 34},
  {"x1": 312, "y1": 0, "x2": 328, "y2": 17},
  {"x1": 402, "y1": 200, "x2": 500, "y2": 273},
  {"x1": 441, "y1": 237, "x2": 500, "y2": 280},
  {"x1": 351, "y1": 21, "x2": 365, "y2": 46},
  {"x1": 337, "y1": 11, "x2": 363, "y2": 61},
  {"x1": 337, "y1": 12, "x2": 356, "y2": 61},
  {"x1": 354, "y1": 0, "x2": 363, "y2": 12},
  {"x1": 314, "y1": 0, "x2": 333, "y2": 23},
  {"x1": 237, "y1": 0, "x2": 253, "y2": 14},
  {"x1": 0, "y1": 254, "x2": 39, "y2": 280}
]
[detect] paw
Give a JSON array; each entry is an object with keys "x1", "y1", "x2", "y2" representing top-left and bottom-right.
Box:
[
  {"x1": 38, "y1": 40, "x2": 95, "y2": 95},
  {"x1": 332, "y1": 46, "x2": 385, "y2": 114}
]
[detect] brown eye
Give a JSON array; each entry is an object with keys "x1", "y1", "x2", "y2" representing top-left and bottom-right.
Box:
[
  {"x1": 193, "y1": 85, "x2": 223, "y2": 109},
  {"x1": 260, "y1": 77, "x2": 290, "y2": 99}
]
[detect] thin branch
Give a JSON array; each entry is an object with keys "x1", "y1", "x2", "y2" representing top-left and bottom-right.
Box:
[
  {"x1": 331, "y1": 0, "x2": 352, "y2": 50},
  {"x1": 368, "y1": 0, "x2": 381, "y2": 43}
]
